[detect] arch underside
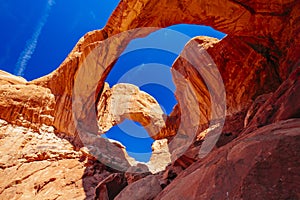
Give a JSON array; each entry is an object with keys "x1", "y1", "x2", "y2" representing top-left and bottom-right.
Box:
[{"x1": 28, "y1": 0, "x2": 299, "y2": 145}]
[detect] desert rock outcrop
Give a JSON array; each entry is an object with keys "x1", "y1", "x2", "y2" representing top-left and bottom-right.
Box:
[
  {"x1": 0, "y1": 0, "x2": 299, "y2": 199},
  {"x1": 97, "y1": 83, "x2": 166, "y2": 139}
]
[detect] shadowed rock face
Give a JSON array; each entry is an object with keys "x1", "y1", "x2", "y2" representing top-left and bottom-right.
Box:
[
  {"x1": 0, "y1": 0, "x2": 299, "y2": 199},
  {"x1": 154, "y1": 119, "x2": 300, "y2": 200}
]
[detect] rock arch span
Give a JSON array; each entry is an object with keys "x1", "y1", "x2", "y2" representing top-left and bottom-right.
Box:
[{"x1": 97, "y1": 82, "x2": 166, "y2": 140}]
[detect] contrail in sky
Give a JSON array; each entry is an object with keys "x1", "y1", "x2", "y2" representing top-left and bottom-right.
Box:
[{"x1": 14, "y1": 0, "x2": 55, "y2": 76}]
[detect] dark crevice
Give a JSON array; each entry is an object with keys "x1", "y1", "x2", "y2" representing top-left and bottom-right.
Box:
[
  {"x1": 244, "y1": 37, "x2": 283, "y2": 84},
  {"x1": 229, "y1": 0, "x2": 295, "y2": 16},
  {"x1": 34, "y1": 178, "x2": 57, "y2": 194},
  {"x1": 228, "y1": 0, "x2": 255, "y2": 14}
]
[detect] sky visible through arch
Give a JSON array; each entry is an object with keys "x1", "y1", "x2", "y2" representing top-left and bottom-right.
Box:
[{"x1": 0, "y1": 0, "x2": 225, "y2": 162}]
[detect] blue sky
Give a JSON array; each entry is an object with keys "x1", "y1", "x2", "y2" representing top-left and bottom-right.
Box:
[
  {"x1": 0, "y1": 0, "x2": 119, "y2": 79},
  {"x1": 0, "y1": 0, "x2": 225, "y2": 162}
]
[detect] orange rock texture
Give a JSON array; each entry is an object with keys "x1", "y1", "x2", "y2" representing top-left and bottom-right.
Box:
[
  {"x1": 97, "y1": 83, "x2": 166, "y2": 139},
  {"x1": 0, "y1": 0, "x2": 299, "y2": 199}
]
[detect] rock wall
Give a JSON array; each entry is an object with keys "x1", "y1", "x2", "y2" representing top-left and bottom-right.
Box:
[
  {"x1": 0, "y1": 71, "x2": 55, "y2": 131},
  {"x1": 0, "y1": 0, "x2": 299, "y2": 199}
]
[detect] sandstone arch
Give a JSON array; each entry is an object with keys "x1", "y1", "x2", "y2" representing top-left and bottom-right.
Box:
[
  {"x1": 26, "y1": 0, "x2": 298, "y2": 141},
  {"x1": 0, "y1": 1, "x2": 299, "y2": 199},
  {"x1": 97, "y1": 82, "x2": 166, "y2": 139}
]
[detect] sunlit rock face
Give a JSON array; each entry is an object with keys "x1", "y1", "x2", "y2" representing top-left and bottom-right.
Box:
[
  {"x1": 97, "y1": 83, "x2": 166, "y2": 139},
  {"x1": 0, "y1": 119, "x2": 88, "y2": 199},
  {"x1": 30, "y1": 0, "x2": 299, "y2": 140},
  {"x1": 0, "y1": 71, "x2": 55, "y2": 131},
  {"x1": 96, "y1": 83, "x2": 171, "y2": 173},
  {"x1": 0, "y1": 0, "x2": 299, "y2": 199}
]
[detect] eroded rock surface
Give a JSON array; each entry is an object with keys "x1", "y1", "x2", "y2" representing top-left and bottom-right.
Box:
[
  {"x1": 29, "y1": 0, "x2": 299, "y2": 140},
  {"x1": 0, "y1": 71, "x2": 55, "y2": 131},
  {"x1": 0, "y1": 119, "x2": 86, "y2": 199},
  {"x1": 0, "y1": 0, "x2": 299, "y2": 199},
  {"x1": 155, "y1": 119, "x2": 300, "y2": 200},
  {"x1": 244, "y1": 66, "x2": 300, "y2": 134},
  {"x1": 115, "y1": 175, "x2": 162, "y2": 200},
  {"x1": 97, "y1": 83, "x2": 166, "y2": 139}
]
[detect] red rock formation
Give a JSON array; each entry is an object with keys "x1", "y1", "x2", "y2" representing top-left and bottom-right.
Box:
[
  {"x1": 0, "y1": 0, "x2": 299, "y2": 199},
  {"x1": 28, "y1": 0, "x2": 299, "y2": 140},
  {"x1": 93, "y1": 173, "x2": 127, "y2": 200},
  {"x1": 0, "y1": 70, "x2": 27, "y2": 85},
  {"x1": 154, "y1": 119, "x2": 300, "y2": 200},
  {"x1": 147, "y1": 139, "x2": 171, "y2": 173},
  {"x1": 0, "y1": 71, "x2": 55, "y2": 131},
  {"x1": 115, "y1": 175, "x2": 162, "y2": 200},
  {"x1": 0, "y1": 119, "x2": 89, "y2": 199},
  {"x1": 244, "y1": 66, "x2": 300, "y2": 134},
  {"x1": 97, "y1": 83, "x2": 166, "y2": 139}
]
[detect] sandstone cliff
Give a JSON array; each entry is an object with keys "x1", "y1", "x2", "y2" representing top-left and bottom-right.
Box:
[{"x1": 0, "y1": 0, "x2": 299, "y2": 199}]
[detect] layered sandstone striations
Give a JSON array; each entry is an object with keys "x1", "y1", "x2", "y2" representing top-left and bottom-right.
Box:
[
  {"x1": 0, "y1": 0, "x2": 299, "y2": 199},
  {"x1": 0, "y1": 72, "x2": 55, "y2": 131},
  {"x1": 0, "y1": 119, "x2": 92, "y2": 199},
  {"x1": 29, "y1": 0, "x2": 300, "y2": 140}
]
